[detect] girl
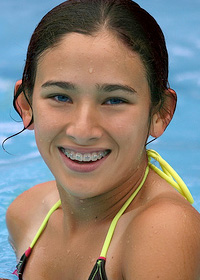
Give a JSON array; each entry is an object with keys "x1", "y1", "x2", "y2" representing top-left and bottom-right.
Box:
[{"x1": 6, "y1": 0, "x2": 200, "y2": 279}]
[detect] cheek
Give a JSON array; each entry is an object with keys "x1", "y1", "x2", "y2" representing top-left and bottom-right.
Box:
[
  {"x1": 32, "y1": 105, "x2": 58, "y2": 145},
  {"x1": 111, "y1": 109, "x2": 150, "y2": 143}
]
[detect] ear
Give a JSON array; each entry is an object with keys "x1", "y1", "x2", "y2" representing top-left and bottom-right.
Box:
[
  {"x1": 149, "y1": 89, "x2": 177, "y2": 138},
  {"x1": 14, "y1": 80, "x2": 34, "y2": 130}
]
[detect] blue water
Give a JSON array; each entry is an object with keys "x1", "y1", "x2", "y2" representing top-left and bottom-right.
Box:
[{"x1": 0, "y1": 0, "x2": 200, "y2": 278}]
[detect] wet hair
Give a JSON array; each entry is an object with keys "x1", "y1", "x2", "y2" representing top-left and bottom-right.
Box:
[{"x1": 15, "y1": 0, "x2": 174, "y2": 128}]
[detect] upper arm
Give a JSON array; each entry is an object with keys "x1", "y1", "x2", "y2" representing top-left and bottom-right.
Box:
[
  {"x1": 122, "y1": 202, "x2": 200, "y2": 280},
  {"x1": 6, "y1": 187, "x2": 38, "y2": 255},
  {"x1": 6, "y1": 181, "x2": 57, "y2": 257}
]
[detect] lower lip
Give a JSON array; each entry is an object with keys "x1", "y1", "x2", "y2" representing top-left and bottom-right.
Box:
[{"x1": 59, "y1": 149, "x2": 110, "y2": 173}]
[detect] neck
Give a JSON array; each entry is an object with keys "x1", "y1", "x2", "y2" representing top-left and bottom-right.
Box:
[{"x1": 57, "y1": 155, "x2": 148, "y2": 233}]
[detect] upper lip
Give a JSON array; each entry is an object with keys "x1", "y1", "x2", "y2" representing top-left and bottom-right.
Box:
[{"x1": 59, "y1": 146, "x2": 111, "y2": 154}]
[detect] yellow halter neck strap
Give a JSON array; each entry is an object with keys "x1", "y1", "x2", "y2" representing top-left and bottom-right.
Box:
[
  {"x1": 100, "y1": 164, "x2": 150, "y2": 258},
  {"x1": 29, "y1": 149, "x2": 194, "y2": 256},
  {"x1": 147, "y1": 149, "x2": 194, "y2": 204},
  {"x1": 99, "y1": 149, "x2": 194, "y2": 259}
]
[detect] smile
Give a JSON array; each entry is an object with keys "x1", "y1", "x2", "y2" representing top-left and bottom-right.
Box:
[{"x1": 59, "y1": 148, "x2": 110, "y2": 163}]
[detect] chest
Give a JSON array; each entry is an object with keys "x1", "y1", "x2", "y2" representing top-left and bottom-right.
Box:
[{"x1": 22, "y1": 225, "x2": 123, "y2": 280}]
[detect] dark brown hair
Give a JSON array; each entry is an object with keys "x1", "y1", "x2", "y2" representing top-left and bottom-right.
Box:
[{"x1": 15, "y1": 0, "x2": 174, "y2": 127}]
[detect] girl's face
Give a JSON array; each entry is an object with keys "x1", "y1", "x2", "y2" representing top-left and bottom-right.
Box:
[{"x1": 31, "y1": 31, "x2": 152, "y2": 198}]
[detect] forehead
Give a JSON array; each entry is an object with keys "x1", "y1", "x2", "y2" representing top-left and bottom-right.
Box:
[{"x1": 36, "y1": 30, "x2": 148, "y2": 90}]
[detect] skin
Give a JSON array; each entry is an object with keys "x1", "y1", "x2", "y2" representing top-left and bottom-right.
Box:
[{"x1": 6, "y1": 31, "x2": 200, "y2": 280}]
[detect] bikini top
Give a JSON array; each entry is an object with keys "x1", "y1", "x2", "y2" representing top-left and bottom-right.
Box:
[{"x1": 13, "y1": 149, "x2": 194, "y2": 280}]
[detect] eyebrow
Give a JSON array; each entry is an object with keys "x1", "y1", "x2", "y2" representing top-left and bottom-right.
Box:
[
  {"x1": 41, "y1": 81, "x2": 76, "y2": 90},
  {"x1": 41, "y1": 80, "x2": 136, "y2": 94},
  {"x1": 97, "y1": 83, "x2": 136, "y2": 94}
]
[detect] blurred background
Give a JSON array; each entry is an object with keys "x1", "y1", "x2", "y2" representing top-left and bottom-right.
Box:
[{"x1": 0, "y1": 0, "x2": 200, "y2": 278}]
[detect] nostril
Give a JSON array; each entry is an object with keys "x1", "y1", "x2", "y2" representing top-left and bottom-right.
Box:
[{"x1": 65, "y1": 123, "x2": 103, "y2": 144}]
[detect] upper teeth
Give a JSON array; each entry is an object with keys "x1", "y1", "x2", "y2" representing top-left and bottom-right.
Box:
[{"x1": 61, "y1": 148, "x2": 109, "y2": 162}]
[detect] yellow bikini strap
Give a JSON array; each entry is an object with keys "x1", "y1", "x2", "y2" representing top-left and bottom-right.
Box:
[
  {"x1": 29, "y1": 149, "x2": 193, "y2": 255},
  {"x1": 147, "y1": 149, "x2": 194, "y2": 204},
  {"x1": 29, "y1": 167, "x2": 149, "y2": 254},
  {"x1": 100, "y1": 165, "x2": 150, "y2": 259},
  {"x1": 30, "y1": 199, "x2": 61, "y2": 249}
]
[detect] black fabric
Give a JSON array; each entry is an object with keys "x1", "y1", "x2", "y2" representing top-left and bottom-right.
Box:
[
  {"x1": 88, "y1": 258, "x2": 108, "y2": 280},
  {"x1": 16, "y1": 253, "x2": 28, "y2": 280},
  {"x1": 15, "y1": 256, "x2": 108, "y2": 280}
]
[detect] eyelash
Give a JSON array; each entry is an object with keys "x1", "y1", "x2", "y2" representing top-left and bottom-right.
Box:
[
  {"x1": 51, "y1": 95, "x2": 72, "y2": 103},
  {"x1": 103, "y1": 97, "x2": 129, "y2": 105},
  {"x1": 50, "y1": 95, "x2": 129, "y2": 105}
]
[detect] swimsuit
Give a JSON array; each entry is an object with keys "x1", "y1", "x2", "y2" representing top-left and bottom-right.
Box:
[{"x1": 13, "y1": 149, "x2": 194, "y2": 280}]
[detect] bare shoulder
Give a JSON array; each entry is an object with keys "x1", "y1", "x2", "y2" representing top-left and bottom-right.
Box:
[
  {"x1": 122, "y1": 197, "x2": 200, "y2": 280},
  {"x1": 6, "y1": 180, "x2": 59, "y2": 256}
]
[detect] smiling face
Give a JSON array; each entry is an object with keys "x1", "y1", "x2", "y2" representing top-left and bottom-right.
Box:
[{"x1": 27, "y1": 31, "x2": 153, "y2": 198}]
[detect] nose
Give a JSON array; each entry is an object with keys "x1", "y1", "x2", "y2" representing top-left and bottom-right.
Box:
[{"x1": 65, "y1": 103, "x2": 103, "y2": 145}]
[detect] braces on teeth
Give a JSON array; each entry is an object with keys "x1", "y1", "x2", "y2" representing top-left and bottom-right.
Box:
[{"x1": 61, "y1": 148, "x2": 109, "y2": 162}]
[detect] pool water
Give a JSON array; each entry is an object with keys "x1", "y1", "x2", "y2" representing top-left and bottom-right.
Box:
[{"x1": 0, "y1": 0, "x2": 200, "y2": 278}]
